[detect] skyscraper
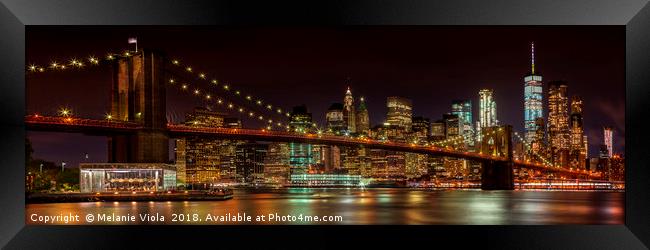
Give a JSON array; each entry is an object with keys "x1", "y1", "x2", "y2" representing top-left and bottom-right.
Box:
[
  {"x1": 325, "y1": 103, "x2": 346, "y2": 134},
  {"x1": 451, "y1": 99, "x2": 472, "y2": 138},
  {"x1": 604, "y1": 126, "x2": 613, "y2": 158},
  {"x1": 477, "y1": 89, "x2": 497, "y2": 141},
  {"x1": 343, "y1": 87, "x2": 356, "y2": 134},
  {"x1": 177, "y1": 107, "x2": 242, "y2": 185},
  {"x1": 411, "y1": 116, "x2": 430, "y2": 142},
  {"x1": 547, "y1": 81, "x2": 570, "y2": 166},
  {"x1": 386, "y1": 96, "x2": 413, "y2": 132},
  {"x1": 289, "y1": 105, "x2": 314, "y2": 175},
  {"x1": 356, "y1": 97, "x2": 370, "y2": 135},
  {"x1": 524, "y1": 42, "x2": 544, "y2": 143},
  {"x1": 569, "y1": 96, "x2": 586, "y2": 168}
]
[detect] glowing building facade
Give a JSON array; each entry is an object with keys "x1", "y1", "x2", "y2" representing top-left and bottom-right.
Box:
[
  {"x1": 477, "y1": 89, "x2": 497, "y2": 142},
  {"x1": 325, "y1": 103, "x2": 346, "y2": 134},
  {"x1": 343, "y1": 87, "x2": 356, "y2": 134},
  {"x1": 356, "y1": 97, "x2": 370, "y2": 135},
  {"x1": 524, "y1": 42, "x2": 544, "y2": 143},
  {"x1": 451, "y1": 99, "x2": 473, "y2": 139},
  {"x1": 547, "y1": 81, "x2": 570, "y2": 166},
  {"x1": 569, "y1": 96, "x2": 587, "y2": 168},
  {"x1": 386, "y1": 96, "x2": 412, "y2": 132},
  {"x1": 604, "y1": 126, "x2": 613, "y2": 158},
  {"x1": 289, "y1": 105, "x2": 314, "y2": 175}
]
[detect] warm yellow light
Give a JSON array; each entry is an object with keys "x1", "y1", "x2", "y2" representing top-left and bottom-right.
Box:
[
  {"x1": 199, "y1": 73, "x2": 206, "y2": 79},
  {"x1": 211, "y1": 79, "x2": 218, "y2": 84},
  {"x1": 172, "y1": 60, "x2": 179, "y2": 65},
  {"x1": 59, "y1": 108, "x2": 71, "y2": 117},
  {"x1": 186, "y1": 67, "x2": 192, "y2": 72}
]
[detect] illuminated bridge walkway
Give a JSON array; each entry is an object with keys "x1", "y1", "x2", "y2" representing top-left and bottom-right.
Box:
[{"x1": 25, "y1": 115, "x2": 595, "y2": 178}]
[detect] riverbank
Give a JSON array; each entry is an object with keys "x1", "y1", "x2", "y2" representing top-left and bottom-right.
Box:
[{"x1": 26, "y1": 190, "x2": 233, "y2": 203}]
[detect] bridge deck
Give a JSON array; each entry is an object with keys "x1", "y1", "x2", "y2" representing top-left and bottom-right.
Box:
[{"x1": 24, "y1": 115, "x2": 596, "y2": 177}]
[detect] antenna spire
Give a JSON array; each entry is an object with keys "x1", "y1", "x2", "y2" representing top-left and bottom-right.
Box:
[{"x1": 531, "y1": 42, "x2": 535, "y2": 75}]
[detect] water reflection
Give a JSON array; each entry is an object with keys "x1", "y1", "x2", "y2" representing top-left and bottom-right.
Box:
[{"x1": 26, "y1": 189, "x2": 624, "y2": 225}]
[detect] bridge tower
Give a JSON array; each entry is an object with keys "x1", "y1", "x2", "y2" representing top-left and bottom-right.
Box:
[
  {"x1": 108, "y1": 49, "x2": 169, "y2": 163},
  {"x1": 479, "y1": 125, "x2": 515, "y2": 190}
]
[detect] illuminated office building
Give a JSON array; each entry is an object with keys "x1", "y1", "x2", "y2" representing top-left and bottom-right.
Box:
[
  {"x1": 524, "y1": 42, "x2": 544, "y2": 143},
  {"x1": 356, "y1": 97, "x2": 370, "y2": 135},
  {"x1": 263, "y1": 143, "x2": 290, "y2": 184},
  {"x1": 289, "y1": 105, "x2": 314, "y2": 175},
  {"x1": 386, "y1": 96, "x2": 413, "y2": 132},
  {"x1": 451, "y1": 99, "x2": 473, "y2": 139},
  {"x1": 176, "y1": 107, "x2": 243, "y2": 185},
  {"x1": 608, "y1": 154, "x2": 624, "y2": 182},
  {"x1": 430, "y1": 120, "x2": 446, "y2": 141},
  {"x1": 411, "y1": 116, "x2": 430, "y2": 143},
  {"x1": 604, "y1": 126, "x2": 613, "y2": 158},
  {"x1": 343, "y1": 87, "x2": 356, "y2": 133},
  {"x1": 477, "y1": 89, "x2": 497, "y2": 142},
  {"x1": 325, "y1": 103, "x2": 346, "y2": 134},
  {"x1": 569, "y1": 96, "x2": 586, "y2": 168},
  {"x1": 547, "y1": 81, "x2": 570, "y2": 166},
  {"x1": 235, "y1": 143, "x2": 267, "y2": 183}
]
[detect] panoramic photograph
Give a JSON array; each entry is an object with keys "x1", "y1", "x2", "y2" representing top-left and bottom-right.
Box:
[{"x1": 24, "y1": 26, "x2": 625, "y2": 225}]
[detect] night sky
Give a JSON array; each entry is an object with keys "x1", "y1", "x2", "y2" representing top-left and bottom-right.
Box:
[{"x1": 26, "y1": 26, "x2": 625, "y2": 168}]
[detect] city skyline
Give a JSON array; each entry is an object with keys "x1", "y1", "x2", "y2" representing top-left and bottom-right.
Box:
[{"x1": 26, "y1": 26, "x2": 625, "y2": 168}]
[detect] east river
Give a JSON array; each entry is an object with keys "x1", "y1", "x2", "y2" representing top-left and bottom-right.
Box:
[{"x1": 26, "y1": 188, "x2": 624, "y2": 225}]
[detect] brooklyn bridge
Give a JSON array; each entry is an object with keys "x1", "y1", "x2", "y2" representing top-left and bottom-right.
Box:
[{"x1": 25, "y1": 49, "x2": 599, "y2": 190}]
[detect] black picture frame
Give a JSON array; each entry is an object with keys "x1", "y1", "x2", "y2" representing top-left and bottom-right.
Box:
[{"x1": 1, "y1": 0, "x2": 649, "y2": 249}]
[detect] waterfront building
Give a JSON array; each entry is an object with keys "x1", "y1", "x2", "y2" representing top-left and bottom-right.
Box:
[
  {"x1": 524, "y1": 42, "x2": 544, "y2": 143},
  {"x1": 263, "y1": 143, "x2": 290, "y2": 185},
  {"x1": 80, "y1": 163, "x2": 176, "y2": 192},
  {"x1": 235, "y1": 143, "x2": 268, "y2": 183},
  {"x1": 289, "y1": 174, "x2": 361, "y2": 187},
  {"x1": 386, "y1": 96, "x2": 413, "y2": 132},
  {"x1": 609, "y1": 154, "x2": 624, "y2": 181},
  {"x1": 289, "y1": 105, "x2": 314, "y2": 175},
  {"x1": 176, "y1": 107, "x2": 243, "y2": 185},
  {"x1": 343, "y1": 87, "x2": 356, "y2": 133}
]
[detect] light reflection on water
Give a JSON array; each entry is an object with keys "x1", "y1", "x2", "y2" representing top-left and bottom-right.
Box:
[{"x1": 26, "y1": 189, "x2": 624, "y2": 225}]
